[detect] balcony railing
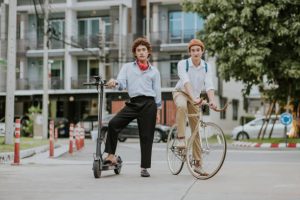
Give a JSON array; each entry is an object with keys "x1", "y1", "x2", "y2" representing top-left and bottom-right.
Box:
[
  {"x1": 71, "y1": 75, "x2": 95, "y2": 89},
  {"x1": 11, "y1": 75, "x2": 177, "y2": 91},
  {"x1": 149, "y1": 29, "x2": 201, "y2": 46},
  {"x1": 15, "y1": 77, "x2": 64, "y2": 90},
  {"x1": 50, "y1": 77, "x2": 64, "y2": 89},
  {"x1": 161, "y1": 74, "x2": 179, "y2": 88},
  {"x1": 70, "y1": 34, "x2": 129, "y2": 50},
  {"x1": 71, "y1": 35, "x2": 100, "y2": 49}
]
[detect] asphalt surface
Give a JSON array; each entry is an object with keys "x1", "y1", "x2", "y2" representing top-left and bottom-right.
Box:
[{"x1": 1, "y1": 139, "x2": 300, "y2": 200}]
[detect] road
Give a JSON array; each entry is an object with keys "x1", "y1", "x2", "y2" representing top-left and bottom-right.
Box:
[{"x1": 0, "y1": 139, "x2": 299, "y2": 200}]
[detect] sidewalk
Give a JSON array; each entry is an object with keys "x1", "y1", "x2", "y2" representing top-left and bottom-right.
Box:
[
  {"x1": 0, "y1": 140, "x2": 67, "y2": 164},
  {"x1": 232, "y1": 141, "x2": 300, "y2": 149}
]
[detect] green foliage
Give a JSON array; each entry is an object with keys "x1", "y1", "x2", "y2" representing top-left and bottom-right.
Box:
[
  {"x1": 0, "y1": 58, "x2": 7, "y2": 70},
  {"x1": 182, "y1": 0, "x2": 300, "y2": 103},
  {"x1": 22, "y1": 106, "x2": 42, "y2": 137}
]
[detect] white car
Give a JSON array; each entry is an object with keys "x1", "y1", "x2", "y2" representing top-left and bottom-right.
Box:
[
  {"x1": 231, "y1": 115, "x2": 292, "y2": 140},
  {"x1": 0, "y1": 116, "x2": 30, "y2": 137},
  {"x1": 0, "y1": 117, "x2": 5, "y2": 136}
]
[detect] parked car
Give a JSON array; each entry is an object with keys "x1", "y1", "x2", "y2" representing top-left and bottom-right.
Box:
[
  {"x1": 91, "y1": 114, "x2": 171, "y2": 143},
  {"x1": 0, "y1": 115, "x2": 30, "y2": 136},
  {"x1": 0, "y1": 117, "x2": 5, "y2": 136},
  {"x1": 231, "y1": 115, "x2": 292, "y2": 140},
  {"x1": 49, "y1": 117, "x2": 70, "y2": 138}
]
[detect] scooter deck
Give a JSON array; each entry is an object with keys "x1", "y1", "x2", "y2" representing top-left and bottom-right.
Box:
[{"x1": 101, "y1": 162, "x2": 122, "y2": 170}]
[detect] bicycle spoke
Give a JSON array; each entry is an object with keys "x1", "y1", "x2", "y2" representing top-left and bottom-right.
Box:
[
  {"x1": 186, "y1": 122, "x2": 226, "y2": 180},
  {"x1": 166, "y1": 125, "x2": 184, "y2": 175}
]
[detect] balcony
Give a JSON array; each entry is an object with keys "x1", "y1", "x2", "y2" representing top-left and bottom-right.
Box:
[
  {"x1": 16, "y1": 79, "x2": 42, "y2": 90},
  {"x1": 71, "y1": 75, "x2": 94, "y2": 90},
  {"x1": 16, "y1": 77, "x2": 64, "y2": 90},
  {"x1": 149, "y1": 29, "x2": 201, "y2": 51},
  {"x1": 71, "y1": 35, "x2": 100, "y2": 49},
  {"x1": 161, "y1": 74, "x2": 179, "y2": 88},
  {"x1": 70, "y1": 33, "x2": 126, "y2": 50}
]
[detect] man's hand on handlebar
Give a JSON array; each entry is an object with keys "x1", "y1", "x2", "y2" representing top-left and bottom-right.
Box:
[
  {"x1": 208, "y1": 101, "x2": 217, "y2": 111},
  {"x1": 193, "y1": 97, "x2": 205, "y2": 106},
  {"x1": 106, "y1": 79, "x2": 118, "y2": 88},
  {"x1": 194, "y1": 98, "x2": 217, "y2": 110}
]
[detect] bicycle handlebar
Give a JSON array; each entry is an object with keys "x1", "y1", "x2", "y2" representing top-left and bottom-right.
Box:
[
  {"x1": 194, "y1": 100, "x2": 229, "y2": 112},
  {"x1": 202, "y1": 102, "x2": 229, "y2": 112}
]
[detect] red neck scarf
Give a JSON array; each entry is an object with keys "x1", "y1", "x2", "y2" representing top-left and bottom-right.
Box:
[{"x1": 137, "y1": 60, "x2": 149, "y2": 71}]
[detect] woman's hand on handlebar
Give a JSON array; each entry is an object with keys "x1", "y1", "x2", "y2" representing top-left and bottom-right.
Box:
[{"x1": 106, "y1": 79, "x2": 118, "y2": 88}]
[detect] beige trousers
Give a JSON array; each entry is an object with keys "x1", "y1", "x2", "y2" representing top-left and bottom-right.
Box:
[{"x1": 172, "y1": 91, "x2": 201, "y2": 162}]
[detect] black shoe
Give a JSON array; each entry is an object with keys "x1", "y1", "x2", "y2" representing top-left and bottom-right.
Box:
[{"x1": 141, "y1": 169, "x2": 150, "y2": 177}]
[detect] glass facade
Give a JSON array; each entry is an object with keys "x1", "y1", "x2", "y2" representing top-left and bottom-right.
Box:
[{"x1": 169, "y1": 11, "x2": 204, "y2": 43}]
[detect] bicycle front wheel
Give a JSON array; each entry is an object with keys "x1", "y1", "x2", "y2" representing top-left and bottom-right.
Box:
[
  {"x1": 186, "y1": 122, "x2": 227, "y2": 180},
  {"x1": 166, "y1": 124, "x2": 185, "y2": 175}
]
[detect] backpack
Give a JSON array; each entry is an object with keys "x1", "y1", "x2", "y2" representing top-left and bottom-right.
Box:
[{"x1": 185, "y1": 59, "x2": 207, "y2": 73}]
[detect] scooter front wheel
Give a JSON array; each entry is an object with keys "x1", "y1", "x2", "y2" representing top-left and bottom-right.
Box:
[
  {"x1": 114, "y1": 167, "x2": 121, "y2": 174},
  {"x1": 93, "y1": 160, "x2": 102, "y2": 178}
]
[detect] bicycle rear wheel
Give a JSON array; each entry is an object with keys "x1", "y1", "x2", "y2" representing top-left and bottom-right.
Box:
[
  {"x1": 186, "y1": 122, "x2": 226, "y2": 180},
  {"x1": 166, "y1": 124, "x2": 185, "y2": 175}
]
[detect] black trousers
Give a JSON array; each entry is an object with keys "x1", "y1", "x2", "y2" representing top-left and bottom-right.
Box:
[{"x1": 104, "y1": 96, "x2": 157, "y2": 168}]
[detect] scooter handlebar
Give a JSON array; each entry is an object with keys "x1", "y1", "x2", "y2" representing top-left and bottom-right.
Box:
[{"x1": 83, "y1": 81, "x2": 118, "y2": 87}]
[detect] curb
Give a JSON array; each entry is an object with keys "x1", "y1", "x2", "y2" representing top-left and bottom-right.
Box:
[
  {"x1": 0, "y1": 144, "x2": 61, "y2": 164},
  {"x1": 232, "y1": 141, "x2": 300, "y2": 149}
]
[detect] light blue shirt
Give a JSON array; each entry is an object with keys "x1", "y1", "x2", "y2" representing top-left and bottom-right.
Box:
[{"x1": 116, "y1": 61, "x2": 162, "y2": 108}]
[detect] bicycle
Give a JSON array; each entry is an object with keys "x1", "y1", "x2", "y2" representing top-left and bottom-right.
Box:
[{"x1": 167, "y1": 100, "x2": 228, "y2": 180}]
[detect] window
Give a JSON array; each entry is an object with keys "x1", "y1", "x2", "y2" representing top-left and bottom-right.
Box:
[
  {"x1": 33, "y1": 17, "x2": 64, "y2": 49},
  {"x1": 169, "y1": 11, "x2": 204, "y2": 43},
  {"x1": 232, "y1": 99, "x2": 239, "y2": 121},
  {"x1": 50, "y1": 60, "x2": 64, "y2": 89},
  {"x1": 220, "y1": 97, "x2": 227, "y2": 119},
  {"x1": 78, "y1": 59, "x2": 99, "y2": 82},
  {"x1": 49, "y1": 20, "x2": 65, "y2": 49},
  {"x1": 170, "y1": 55, "x2": 181, "y2": 87},
  {"x1": 78, "y1": 17, "x2": 111, "y2": 48}
]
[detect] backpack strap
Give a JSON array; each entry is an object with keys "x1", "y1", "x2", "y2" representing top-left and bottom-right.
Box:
[
  {"x1": 185, "y1": 59, "x2": 189, "y2": 72},
  {"x1": 186, "y1": 59, "x2": 208, "y2": 73}
]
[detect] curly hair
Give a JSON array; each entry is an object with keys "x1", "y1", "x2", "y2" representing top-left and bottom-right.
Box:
[{"x1": 131, "y1": 37, "x2": 152, "y2": 58}]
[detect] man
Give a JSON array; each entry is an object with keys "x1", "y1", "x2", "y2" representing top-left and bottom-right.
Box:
[
  {"x1": 173, "y1": 38, "x2": 217, "y2": 175},
  {"x1": 104, "y1": 37, "x2": 161, "y2": 177}
]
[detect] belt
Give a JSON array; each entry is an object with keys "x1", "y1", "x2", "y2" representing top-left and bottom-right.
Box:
[{"x1": 130, "y1": 95, "x2": 154, "y2": 102}]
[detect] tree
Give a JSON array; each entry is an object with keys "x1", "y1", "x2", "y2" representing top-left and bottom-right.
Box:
[
  {"x1": 22, "y1": 106, "x2": 42, "y2": 137},
  {"x1": 182, "y1": 0, "x2": 300, "y2": 103}
]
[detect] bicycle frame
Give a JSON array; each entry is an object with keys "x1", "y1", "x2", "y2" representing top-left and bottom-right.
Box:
[{"x1": 167, "y1": 99, "x2": 228, "y2": 179}]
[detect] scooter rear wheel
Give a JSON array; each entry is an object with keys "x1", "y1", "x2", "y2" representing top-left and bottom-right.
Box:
[
  {"x1": 114, "y1": 156, "x2": 122, "y2": 174},
  {"x1": 93, "y1": 160, "x2": 102, "y2": 178}
]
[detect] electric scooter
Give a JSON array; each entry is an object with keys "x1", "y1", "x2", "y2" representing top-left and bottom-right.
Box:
[{"x1": 84, "y1": 76, "x2": 122, "y2": 178}]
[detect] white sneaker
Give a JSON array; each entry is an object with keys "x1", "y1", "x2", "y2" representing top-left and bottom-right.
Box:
[
  {"x1": 194, "y1": 166, "x2": 209, "y2": 176},
  {"x1": 174, "y1": 139, "x2": 186, "y2": 149}
]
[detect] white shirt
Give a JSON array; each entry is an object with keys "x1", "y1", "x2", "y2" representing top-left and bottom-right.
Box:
[
  {"x1": 175, "y1": 58, "x2": 214, "y2": 99},
  {"x1": 116, "y1": 61, "x2": 162, "y2": 108}
]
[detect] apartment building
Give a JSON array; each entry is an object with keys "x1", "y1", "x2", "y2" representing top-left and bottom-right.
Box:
[{"x1": 0, "y1": 0, "x2": 248, "y2": 133}]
